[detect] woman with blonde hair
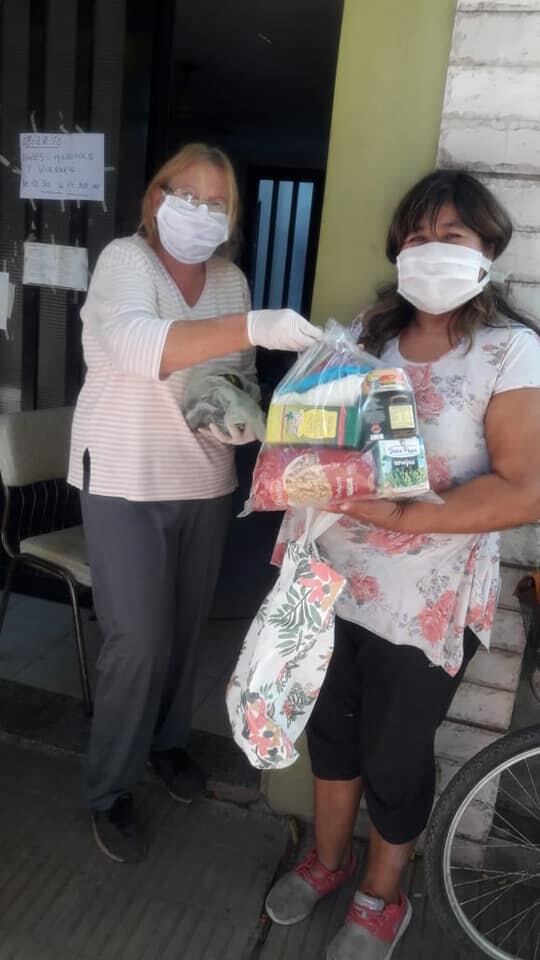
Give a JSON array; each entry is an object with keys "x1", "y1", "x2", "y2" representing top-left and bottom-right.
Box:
[{"x1": 69, "y1": 142, "x2": 320, "y2": 862}]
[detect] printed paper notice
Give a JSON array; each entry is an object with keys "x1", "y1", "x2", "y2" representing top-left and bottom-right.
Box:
[
  {"x1": 23, "y1": 242, "x2": 88, "y2": 292},
  {"x1": 20, "y1": 132, "x2": 104, "y2": 202},
  {"x1": 0, "y1": 272, "x2": 9, "y2": 332}
]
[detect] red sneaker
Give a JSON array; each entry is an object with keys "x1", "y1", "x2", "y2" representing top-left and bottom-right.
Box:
[
  {"x1": 327, "y1": 890, "x2": 412, "y2": 959},
  {"x1": 265, "y1": 848, "x2": 357, "y2": 926}
]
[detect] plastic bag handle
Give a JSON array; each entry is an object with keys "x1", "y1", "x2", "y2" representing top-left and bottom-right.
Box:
[{"x1": 299, "y1": 508, "x2": 339, "y2": 547}]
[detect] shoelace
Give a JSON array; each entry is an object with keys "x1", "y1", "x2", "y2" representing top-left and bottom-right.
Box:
[
  {"x1": 295, "y1": 849, "x2": 355, "y2": 894},
  {"x1": 347, "y1": 901, "x2": 387, "y2": 930},
  {"x1": 347, "y1": 895, "x2": 403, "y2": 937}
]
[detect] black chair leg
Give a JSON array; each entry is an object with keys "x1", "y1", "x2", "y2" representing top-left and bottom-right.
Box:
[
  {"x1": 65, "y1": 575, "x2": 93, "y2": 717},
  {"x1": 0, "y1": 557, "x2": 18, "y2": 634}
]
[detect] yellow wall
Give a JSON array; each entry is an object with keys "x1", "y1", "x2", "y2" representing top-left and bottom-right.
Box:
[
  {"x1": 310, "y1": 0, "x2": 457, "y2": 327},
  {"x1": 263, "y1": 0, "x2": 457, "y2": 819}
]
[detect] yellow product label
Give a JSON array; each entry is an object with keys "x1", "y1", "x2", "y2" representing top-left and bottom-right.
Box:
[
  {"x1": 389, "y1": 404, "x2": 415, "y2": 430},
  {"x1": 266, "y1": 404, "x2": 339, "y2": 442},
  {"x1": 298, "y1": 409, "x2": 338, "y2": 440},
  {"x1": 266, "y1": 405, "x2": 286, "y2": 442}
]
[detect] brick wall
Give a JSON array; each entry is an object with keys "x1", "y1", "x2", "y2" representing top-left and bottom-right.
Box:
[{"x1": 439, "y1": 0, "x2": 540, "y2": 565}]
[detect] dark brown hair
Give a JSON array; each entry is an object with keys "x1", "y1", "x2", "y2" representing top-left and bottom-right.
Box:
[{"x1": 360, "y1": 169, "x2": 539, "y2": 356}]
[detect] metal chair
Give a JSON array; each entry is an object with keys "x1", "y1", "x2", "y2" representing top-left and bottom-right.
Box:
[{"x1": 0, "y1": 407, "x2": 93, "y2": 715}]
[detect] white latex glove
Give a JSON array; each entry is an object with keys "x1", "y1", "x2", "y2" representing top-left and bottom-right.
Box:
[
  {"x1": 247, "y1": 309, "x2": 323, "y2": 352},
  {"x1": 199, "y1": 422, "x2": 259, "y2": 445}
]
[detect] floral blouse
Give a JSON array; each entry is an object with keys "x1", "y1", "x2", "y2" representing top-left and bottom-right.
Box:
[{"x1": 273, "y1": 323, "x2": 540, "y2": 675}]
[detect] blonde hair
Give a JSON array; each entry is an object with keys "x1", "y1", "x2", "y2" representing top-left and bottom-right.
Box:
[{"x1": 139, "y1": 142, "x2": 240, "y2": 249}]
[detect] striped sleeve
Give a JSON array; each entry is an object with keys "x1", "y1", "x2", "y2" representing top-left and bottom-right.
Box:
[
  {"x1": 81, "y1": 240, "x2": 174, "y2": 381},
  {"x1": 237, "y1": 271, "x2": 258, "y2": 388}
]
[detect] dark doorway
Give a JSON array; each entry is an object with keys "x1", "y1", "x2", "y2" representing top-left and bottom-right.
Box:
[
  {"x1": 159, "y1": 1, "x2": 343, "y2": 167},
  {"x1": 144, "y1": 1, "x2": 345, "y2": 619},
  {"x1": 154, "y1": 0, "x2": 344, "y2": 316}
]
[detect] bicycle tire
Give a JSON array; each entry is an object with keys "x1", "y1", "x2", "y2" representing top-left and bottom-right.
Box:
[{"x1": 424, "y1": 724, "x2": 540, "y2": 960}]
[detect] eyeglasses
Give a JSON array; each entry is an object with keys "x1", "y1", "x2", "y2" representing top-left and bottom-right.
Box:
[{"x1": 162, "y1": 186, "x2": 228, "y2": 215}]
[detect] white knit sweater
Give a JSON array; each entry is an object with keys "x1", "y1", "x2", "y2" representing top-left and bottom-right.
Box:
[{"x1": 68, "y1": 234, "x2": 255, "y2": 501}]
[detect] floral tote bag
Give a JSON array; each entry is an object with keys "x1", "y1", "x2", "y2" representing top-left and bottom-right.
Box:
[{"x1": 226, "y1": 512, "x2": 346, "y2": 769}]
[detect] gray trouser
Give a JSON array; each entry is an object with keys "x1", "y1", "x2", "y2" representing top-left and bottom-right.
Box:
[{"x1": 80, "y1": 491, "x2": 231, "y2": 811}]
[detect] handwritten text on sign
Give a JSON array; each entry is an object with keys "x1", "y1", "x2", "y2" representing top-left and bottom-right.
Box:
[
  {"x1": 20, "y1": 132, "x2": 104, "y2": 202},
  {"x1": 23, "y1": 242, "x2": 89, "y2": 292}
]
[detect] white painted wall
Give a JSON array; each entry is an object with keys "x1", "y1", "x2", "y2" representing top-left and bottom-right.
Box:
[{"x1": 439, "y1": 0, "x2": 540, "y2": 565}]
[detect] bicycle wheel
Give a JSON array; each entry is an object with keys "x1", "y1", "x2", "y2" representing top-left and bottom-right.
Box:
[{"x1": 425, "y1": 724, "x2": 540, "y2": 960}]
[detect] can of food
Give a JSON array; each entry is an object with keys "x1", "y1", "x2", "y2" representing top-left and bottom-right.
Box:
[{"x1": 361, "y1": 369, "x2": 418, "y2": 445}]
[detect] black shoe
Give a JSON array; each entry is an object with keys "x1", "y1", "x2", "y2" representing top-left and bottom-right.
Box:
[
  {"x1": 91, "y1": 793, "x2": 147, "y2": 863},
  {"x1": 149, "y1": 748, "x2": 207, "y2": 803}
]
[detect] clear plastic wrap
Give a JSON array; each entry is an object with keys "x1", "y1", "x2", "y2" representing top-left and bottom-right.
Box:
[
  {"x1": 245, "y1": 321, "x2": 430, "y2": 511},
  {"x1": 182, "y1": 367, "x2": 266, "y2": 441}
]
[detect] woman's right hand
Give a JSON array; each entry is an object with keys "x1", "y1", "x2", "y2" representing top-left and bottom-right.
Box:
[{"x1": 247, "y1": 309, "x2": 323, "y2": 352}]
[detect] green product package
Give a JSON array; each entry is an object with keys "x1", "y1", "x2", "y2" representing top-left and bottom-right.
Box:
[{"x1": 374, "y1": 436, "x2": 429, "y2": 498}]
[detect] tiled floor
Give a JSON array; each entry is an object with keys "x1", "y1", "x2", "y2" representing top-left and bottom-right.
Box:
[
  {"x1": 1, "y1": 559, "x2": 540, "y2": 740},
  {"x1": 0, "y1": 737, "x2": 477, "y2": 960},
  {"x1": 0, "y1": 495, "x2": 282, "y2": 739},
  {"x1": 1, "y1": 565, "x2": 538, "y2": 959},
  {"x1": 0, "y1": 739, "x2": 289, "y2": 960},
  {"x1": 0, "y1": 589, "x2": 248, "y2": 738}
]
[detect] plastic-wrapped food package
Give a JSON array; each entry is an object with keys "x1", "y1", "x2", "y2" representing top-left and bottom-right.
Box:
[
  {"x1": 182, "y1": 367, "x2": 266, "y2": 441},
  {"x1": 248, "y1": 445, "x2": 377, "y2": 510},
  {"x1": 245, "y1": 321, "x2": 430, "y2": 511}
]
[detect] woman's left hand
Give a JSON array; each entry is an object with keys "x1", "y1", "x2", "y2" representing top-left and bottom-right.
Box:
[
  {"x1": 327, "y1": 498, "x2": 409, "y2": 531},
  {"x1": 199, "y1": 422, "x2": 259, "y2": 445}
]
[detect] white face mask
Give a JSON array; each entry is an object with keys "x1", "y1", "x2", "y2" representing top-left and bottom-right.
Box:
[
  {"x1": 156, "y1": 194, "x2": 230, "y2": 264},
  {"x1": 397, "y1": 242, "x2": 492, "y2": 315}
]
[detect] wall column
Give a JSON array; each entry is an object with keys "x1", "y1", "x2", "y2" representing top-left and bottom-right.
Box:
[
  {"x1": 262, "y1": 0, "x2": 457, "y2": 818},
  {"x1": 310, "y1": 0, "x2": 457, "y2": 327}
]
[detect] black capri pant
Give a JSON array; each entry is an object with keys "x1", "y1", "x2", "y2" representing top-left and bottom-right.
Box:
[{"x1": 307, "y1": 617, "x2": 479, "y2": 845}]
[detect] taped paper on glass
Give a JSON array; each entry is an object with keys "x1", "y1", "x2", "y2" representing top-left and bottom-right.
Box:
[
  {"x1": 23, "y1": 241, "x2": 88, "y2": 292},
  {"x1": 20, "y1": 132, "x2": 104, "y2": 202}
]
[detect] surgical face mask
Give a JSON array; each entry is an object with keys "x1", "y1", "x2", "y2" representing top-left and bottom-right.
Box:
[
  {"x1": 396, "y1": 242, "x2": 492, "y2": 315},
  {"x1": 156, "y1": 194, "x2": 230, "y2": 264}
]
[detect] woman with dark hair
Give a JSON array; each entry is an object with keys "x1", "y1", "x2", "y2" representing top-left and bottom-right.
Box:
[{"x1": 265, "y1": 170, "x2": 540, "y2": 960}]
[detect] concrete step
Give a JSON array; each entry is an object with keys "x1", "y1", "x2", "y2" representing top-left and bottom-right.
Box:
[
  {"x1": 464, "y1": 645, "x2": 522, "y2": 692},
  {"x1": 490, "y1": 606, "x2": 527, "y2": 654},
  {"x1": 448, "y1": 680, "x2": 515, "y2": 732}
]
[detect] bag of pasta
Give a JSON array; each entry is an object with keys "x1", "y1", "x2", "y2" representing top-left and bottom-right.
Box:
[{"x1": 244, "y1": 320, "x2": 430, "y2": 512}]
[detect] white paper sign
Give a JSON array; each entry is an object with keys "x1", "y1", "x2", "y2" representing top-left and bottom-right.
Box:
[
  {"x1": 20, "y1": 132, "x2": 104, "y2": 202},
  {"x1": 0, "y1": 272, "x2": 9, "y2": 332},
  {"x1": 23, "y1": 242, "x2": 88, "y2": 292}
]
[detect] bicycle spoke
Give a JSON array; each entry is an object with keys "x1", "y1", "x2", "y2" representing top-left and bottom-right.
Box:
[
  {"x1": 526, "y1": 759, "x2": 540, "y2": 812},
  {"x1": 459, "y1": 873, "x2": 537, "y2": 908},
  {"x1": 496, "y1": 780, "x2": 540, "y2": 825},
  {"x1": 452, "y1": 870, "x2": 533, "y2": 888},
  {"x1": 489, "y1": 808, "x2": 540, "y2": 852},
  {"x1": 505, "y1": 765, "x2": 540, "y2": 815},
  {"x1": 497, "y1": 898, "x2": 540, "y2": 951},
  {"x1": 433, "y1": 733, "x2": 540, "y2": 960},
  {"x1": 482, "y1": 897, "x2": 540, "y2": 938},
  {"x1": 470, "y1": 879, "x2": 539, "y2": 924},
  {"x1": 534, "y1": 916, "x2": 540, "y2": 960},
  {"x1": 524, "y1": 900, "x2": 540, "y2": 959},
  {"x1": 484, "y1": 834, "x2": 540, "y2": 856}
]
